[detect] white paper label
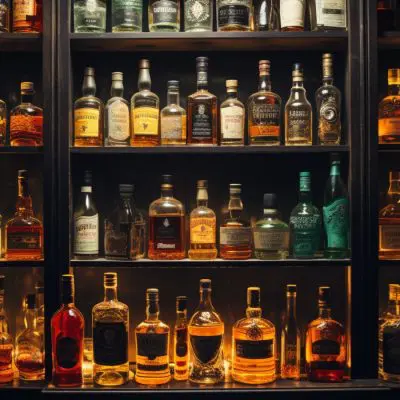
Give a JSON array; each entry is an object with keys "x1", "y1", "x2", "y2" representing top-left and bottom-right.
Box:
[
  {"x1": 253, "y1": 229, "x2": 289, "y2": 251},
  {"x1": 108, "y1": 100, "x2": 130, "y2": 141},
  {"x1": 74, "y1": 214, "x2": 99, "y2": 254},
  {"x1": 316, "y1": 0, "x2": 346, "y2": 28},
  {"x1": 280, "y1": 0, "x2": 305, "y2": 28},
  {"x1": 220, "y1": 227, "x2": 252, "y2": 246},
  {"x1": 221, "y1": 106, "x2": 244, "y2": 139}
]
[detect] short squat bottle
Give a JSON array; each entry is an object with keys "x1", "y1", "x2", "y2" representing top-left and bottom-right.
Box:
[
  {"x1": 148, "y1": 0, "x2": 180, "y2": 31},
  {"x1": 73, "y1": 0, "x2": 106, "y2": 32},
  {"x1": 112, "y1": 0, "x2": 143, "y2": 32}
]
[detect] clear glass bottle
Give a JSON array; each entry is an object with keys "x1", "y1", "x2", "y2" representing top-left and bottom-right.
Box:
[
  {"x1": 189, "y1": 279, "x2": 224, "y2": 384},
  {"x1": 189, "y1": 180, "x2": 217, "y2": 260},
  {"x1": 174, "y1": 296, "x2": 189, "y2": 381},
  {"x1": 73, "y1": 0, "x2": 106, "y2": 32},
  {"x1": 232, "y1": 287, "x2": 276, "y2": 384},
  {"x1": 0, "y1": 1, "x2": 10, "y2": 32},
  {"x1": 0, "y1": 99, "x2": 6, "y2": 146},
  {"x1": 13, "y1": 0, "x2": 42, "y2": 32},
  {"x1": 308, "y1": 0, "x2": 347, "y2": 31},
  {"x1": 92, "y1": 273, "x2": 129, "y2": 386},
  {"x1": 253, "y1": 193, "x2": 289, "y2": 260},
  {"x1": 254, "y1": 0, "x2": 279, "y2": 30},
  {"x1": 280, "y1": 0, "x2": 305, "y2": 31},
  {"x1": 35, "y1": 281, "x2": 45, "y2": 338},
  {"x1": 149, "y1": 0, "x2": 180, "y2": 31},
  {"x1": 112, "y1": 0, "x2": 143, "y2": 31},
  {"x1": 220, "y1": 80, "x2": 245, "y2": 146},
  {"x1": 184, "y1": 0, "x2": 212, "y2": 31},
  {"x1": 217, "y1": 0, "x2": 252, "y2": 31},
  {"x1": 285, "y1": 63, "x2": 312, "y2": 146},
  {"x1": 135, "y1": 288, "x2": 171, "y2": 385},
  {"x1": 0, "y1": 275, "x2": 13, "y2": 384}
]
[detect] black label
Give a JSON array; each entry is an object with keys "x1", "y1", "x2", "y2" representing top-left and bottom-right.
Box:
[
  {"x1": 136, "y1": 362, "x2": 169, "y2": 371},
  {"x1": 93, "y1": 321, "x2": 128, "y2": 366},
  {"x1": 0, "y1": 1, "x2": 8, "y2": 30},
  {"x1": 137, "y1": 333, "x2": 168, "y2": 360},
  {"x1": 235, "y1": 339, "x2": 273, "y2": 359},
  {"x1": 190, "y1": 335, "x2": 222, "y2": 364},
  {"x1": 218, "y1": 5, "x2": 249, "y2": 27},
  {"x1": 153, "y1": 216, "x2": 183, "y2": 251},
  {"x1": 175, "y1": 327, "x2": 188, "y2": 358},
  {"x1": 312, "y1": 339, "x2": 340, "y2": 355},
  {"x1": 191, "y1": 103, "x2": 212, "y2": 138},
  {"x1": 383, "y1": 326, "x2": 400, "y2": 374},
  {"x1": 152, "y1": 0, "x2": 178, "y2": 24},
  {"x1": 134, "y1": 97, "x2": 158, "y2": 108},
  {"x1": 56, "y1": 337, "x2": 79, "y2": 369},
  {"x1": 7, "y1": 230, "x2": 41, "y2": 250}
]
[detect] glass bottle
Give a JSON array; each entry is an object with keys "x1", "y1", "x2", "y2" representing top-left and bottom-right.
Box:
[
  {"x1": 187, "y1": 57, "x2": 218, "y2": 146},
  {"x1": 253, "y1": 193, "x2": 289, "y2": 260},
  {"x1": 35, "y1": 281, "x2": 45, "y2": 338},
  {"x1": 184, "y1": 0, "x2": 212, "y2": 31},
  {"x1": 0, "y1": 275, "x2": 13, "y2": 384},
  {"x1": 6, "y1": 170, "x2": 43, "y2": 261},
  {"x1": 10, "y1": 82, "x2": 43, "y2": 147},
  {"x1": 0, "y1": 1, "x2": 10, "y2": 32},
  {"x1": 51, "y1": 274, "x2": 85, "y2": 387},
  {"x1": 254, "y1": 0, "x2": 279, "y2": 30},
  {"x1": 220, "y1": 184, "x2": 252, "y2": 260},
  {"x1": 308, "y1": 0, "x2": 347, "y2": 31},
  {"x1": 131, "y1": 59, "x2": 160, "y2": 147},
  {"x1": 189, "y1": 279, "x2": 224, "y2": 384},
  {"x1": 379, "y1": 284, "x2": 399, "y2": 327},
  {"x1": 74, "y1": 67, "x2": 104, "y2": 147},
  {"x1": 232, "y1": 287, "x2": 276, "y2": 384},
  {"x1": 161, "y1": 80, "x2": 187, "y2": 145},
  {"x1": 305, "y1": 286, "x2": 346, "y2": 382},
  {"x1": 0, "y1": 99, "x2": 6, "y2": 146},
  {"x1": 112, "y1": 0, "x2": 143, "y2": 32},
  {"x1": 280, "y1": 284, "x2": 300, "y2": 380},
  {"x1": 378, "y1": 0, "x2": 395, "y2": 33},
  {"x1": 316, "y1": 53, "x2": 342, "y2": 145},
  {"x1": 135, "y1": 288, "x2": 171, "y2": 385},
  {"x1": 285, "y1": 63, "x2": 312, "y2": 146},
  {"x1": 248, "y1": 60, "x2": 282, "y2": 146},
  {"x1": 73, "y1": 0, "x2": 106, "y2": 32},
  {"x1": 289, "y1": 171, "x2": 321, "y2": 258},
  {"x1": 220, "y1": 80, "x2": 245, "y2": 146},
  {"x1": 105, "y1": 72, "x2": 130, "y2": 147},
  {"x1": 189, "y1": 180, "x2": 217, "y2": 260},
  {"x1": 280, "y1": 0, "x2": 305, "y2": 31},
  {"x1": 217, "y1": 0, "x2": 252, "y2": 31},
  {"x1": 15, "y1": 294, "x2": 45, "y2": 381},
  {"x1": 148, "y1": 175, "x2": 185, "y2": 260},
  {"x1": 174, "y1": 296, "x2": 189, "y2": 381},
  {"x1": 92, "y1": 273, "x2": 129, "y2": 386},
  {"x1": 13, "y1": 0, "x2": 42, "y2": 32},
  {"x1": 148, "y1": 0, "x2": 180, "y2": 31}
]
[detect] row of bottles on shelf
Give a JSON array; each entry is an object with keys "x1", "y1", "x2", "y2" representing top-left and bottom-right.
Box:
[
  {"x1": 377, "y1": 0, "x2": 400, "y2": 33},
  {"x1": 73, "y1": 0, "x2": 347, "y2": 33},
  {"x1": 74, "y1": 55, "x2": 342, "y2": 148},
  {"x1": 0, "y1": 0, "x2": 42, "y2": 33},
  {"x1": 51, "y1": 273, "x2": 347, "y2": 387},
  {"x1": 74, "y1": 159, "x2": 349, "y2": 261}
]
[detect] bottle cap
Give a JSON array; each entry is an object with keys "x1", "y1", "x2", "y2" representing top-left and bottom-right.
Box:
[
  {"x1": 0, "y1": 275, "x2": 4, "y2": 291},
  {"x1": 84, "y1": 67, "x2": 95, "y2": 76},
  {"x1": 139, "y1": 59, "x2": 150, "y2": 69},
  {"x1": 247, "y1": 287, "x2": 261, "y2": 308},
  {"x1": 197, "y1": 180, "x2": 208, "y2": 189},
  {"x1": 318, "y1": 286, "x2": 331, "y2": 307},
  {"x1": 104, "y1": 272, "x2": 117, "y2": 287},
  {"x1": 61, "y1": 274, "x2": 75, "y2": 302},
  {"x1": 167, "y1": 80, "x2": 179, "y2": 89},
  {"x1": 161, "y1": 174, "x2": 173, "y2": 190},
  {"x1": 200, "y1": 279, "x2": 211, "y2": 290},
  {"x1": 18, "y1": 169, "x2": 28, "y2": 179},
  {"x1": 259, "y1": 60, "x2": 270, "y2": 76},
  {"x1": 263, "y1": 193, "x2": 277, "y2": 209},
  {"x1": 119, "y1": 184, "x2": 134, "y2": 194},
  {"x1": 196, "y1": 57, "x2": 208, "y2": 69},
  {"x1": 146, "y1": 288, "x2": 159, "y2": 301},
  {"x1": 229, "y1": 183, "x2": 242, "y2": 195},
  {"x1": 322, "y1": 53, "x2": 333, "y2": 78},
  {"x1": 226, "y1": 79, "x2": 238, "y2": 88},
  {"x1": 292, "y1": 63, "x2": 304, "y2": 82},
  {"x1": 21, "y1": 82, "x2": 34, "y2": 92},
  {"x1": 388, "y1": 68, "x2": 400, "y2": 85},
  {"x1": 299, "y1": 171, "x2": 311, "y2": 192},
  {"x1": 112, "y1": 72, "x2": 123, "y2": 81},
  {"x1": 287, "y1": 284, "x2": 297, "y2": 294},
  {"x1": 26, "y1": 294, "x2": 36, "y2": 309},
  {"x1": 176, "y1": 296, "x2": 188, "y2": 311},
  {"x1": 83, "y1": 170, "x2": 92, "y2": 186},
  {"x1": 35, "y1": 281, "x2": 44, "y2": 294}
]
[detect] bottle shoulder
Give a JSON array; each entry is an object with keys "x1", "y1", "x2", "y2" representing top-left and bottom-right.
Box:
[
  {"x1": 255, "y1": 216, "x2": 289, "y2": 229},
  {"x1": 149, "y1": 197, "x2": 185, "y2": 215},
  {"x1": 233, "y1": 316, "x2": 275, "y2": 331},
  {"x1": 190, "y1": 205, "x2": 216, "y2": 219},
  {"x1": 136, "y1": 319, "x2": 170, "y2": 334},
  {"x1": 290, "y1": 202, "x2": 321, "y2": 217},
  {"x1": 6, "y1": 215, "x2": 42, "y2": 228},
  {"x1": 190, "y1": 309, "x2": 224, "y2": 327},
  {"x1": 161, "y1": 104, "x2": 186, "y2": 115},
  {"x1": 52, "y1": 305, "x2": 85, "y2": 325},
  {"x1": 131, "y1": 90, "x2": 159, "y2": 103},
  {"x1": 106, "y1": 96, "x2": 129, "y2": 108},
  {"x1": 92, "y1": 299, "x2": 129, "y2": 315},
  {"x1": 221, "y1": 97, "x2": 245, "y2": 110},
  {"x1": 75, "y1": 95, "x2": 103, "y2": 109},
  {"x1": 188, "y1": 89, "x2": 217, "y2": 102},
  {"x1": 248, "y1": 90, "x2": 281, "y2": 104},
  {"x1": 11, "y1": 104, "x2": 43, "y2": 116},
  {"x1": 307, "y1": 316, "x2": 344, "y2": 332}
]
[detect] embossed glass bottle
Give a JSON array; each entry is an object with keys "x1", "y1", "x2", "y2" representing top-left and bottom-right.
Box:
[
  {"x1": 149, "y1": 0, "x2": 180, "y2": 31},
  {"x1": 73, "y1": 0, "x2": 106, "y2": 32},
  {"x1": 0, "y1": 275, "x2": 13, "y2": 384},
  {"x1": 174, "y1": 296, "x2": 189, "y2": 381},
  {"x1": 112, "y1": 0, "x2": 143, "y2": 31},
  {"x1": 184, "y1": 0, "x2": 212, "y2": 31}
]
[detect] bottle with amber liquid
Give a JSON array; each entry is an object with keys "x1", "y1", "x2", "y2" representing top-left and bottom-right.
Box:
[
  {"x1": 174, "y1": 296, "x2": 189, "y2": 381},
  {"x1": 0, "y1": 1, "x2": 10, "y2": 32},
  {"x1": 0, "y1": 275, "x2": 13, "y2": 384},
  {"x1": 12, "y1": 0, "x2": 42, "y2": 32}
]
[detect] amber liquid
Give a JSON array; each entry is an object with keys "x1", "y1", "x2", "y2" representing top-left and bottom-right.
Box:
[
  {"x1": 13, "y1": 0, "x2": 42, "y2": 32},
  {"x1": 0, "y1": 344, "x2": 13, "y2": 383}
]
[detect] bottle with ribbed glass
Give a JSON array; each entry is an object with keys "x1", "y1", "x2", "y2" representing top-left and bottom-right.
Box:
[
  {"x1": 174, "y1": 296, "x2": 189, "y2": 381},
  {"x1": 148, "y1": 0, "x2": 180, "y2": 31},
  {"x1": 0, "y1": 275, "x2": 13, "y2": 384},
  {"x1": 73, "y1": 0, "x2": 106, "y2": 32},
  {"x1": 112, "y1": 0, "x2": 143, "y2": 31},
  {"x1": 184, "y1": 0, "x2": 212, "y2": 31}
]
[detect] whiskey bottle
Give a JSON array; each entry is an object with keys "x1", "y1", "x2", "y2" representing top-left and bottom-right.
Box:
[
  {"x1": 35, "y1": 281, "x2": 45, "y2": 338},
  {"x1": 280, "y1": 284, "x2": 300, "y2": 379},
  {"x1": 73, "y1": 170, "x2": 99, "y2": 260},
  {"x1": 131, "y1": 60, "x2": 160, "y2": 147},
  {"x1": 112, "y1": 0, "x2": 143, "y2": 32},
  {"x1": 10, "y1": 82, "x2": 43, "y2": 147},
  {"x1": 174, "y1": 296, "x2": 189, "y2": 381},
  {"x1": 0, "y1": 99, "x2": 6, "y2": 145},
  {"x1": 148, "y1": 175, "x2": 185, "y2": 260},
  {"x1": 220, "y1": 184, "x2": 252, "y2": 260},
  {"x1": 135, "y1": 288, "x2": 171, "y2": 385},
  {"x1": 184, "y1": 0, "x2": 212, "y2": 31},
  {"x1": 220, "y1": 80, "x2": 245, "y2": 146},
  {"x1": 232, "y1": 287, "x2": 276, "y2": 384},
  {"x1": 187, "y1": 57, "x2": 218, "y2": 145},
  {"x1": 105, "y1": 72, "x2": 130, "y2": 147},
  {"x1": 0, "y1": 275, "x2": 13, "y2": 384},
  {"x1": 316, "y1": 54, "x2": 342, "y2": 145},
  {"x1": 285, "y1": 63, "x2": 312, "y2": 146},
  {"x1": 148, "y1": 0, "x2": 180, "y2": 31},
  {"x1": 6, "y1": 170, "x2": 43, "y2": 261},
  {"x1": 74, "y1": 67, "x2": 104, "y2": 147},
  {"x1": 254, "y1": 0, "x2": 279, "y2": 30},
  {"x1": 308, "y1": 0, "x2": 347, "y2": 31},
  {"x1": 189, "y1": 180, "x2": 217, "y2": 260},
  {"x1": 248, "y1": 60, "x2": 282, "y2": 146},
  {"x1": 51, "y1": 274, "x2": 85, "y2": 387},
  {"x1": 217, "y1": 0, "x2": 252, "y2": 31},
  {"x1": 73, "y1": 0, "x2": 106, "y2": 32},
  {"x1": 13, "y1": 0, "x2": 42, "y2": 32},
  {"x1": 93, "y1": 273, "x2": 129, "y2": 386},
  {"x1": 280, "y1": 0, "x2": 305, "y2": 31},
  {"x1": 15, "y1": 294, "x2": 45, "y2": 381},
  {"x1": 378, "y1": 0, "x2": 396, "y2": 33},
  {"x1": 0, "y1": 0, "x2": 10, "y2": 32},
  {"x1": 305, "y1": 286, "x2": 346, "y2": 382},
  {"x1": 189, "y1": 279, "x2": 225, "y2": 384},
  {"x1": 161, "y1": 80, "x2": 187, "y2": 145}
]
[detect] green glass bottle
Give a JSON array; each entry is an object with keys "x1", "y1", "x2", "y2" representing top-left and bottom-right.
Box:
[{"x1": 290, "y1": 172, "x2": 321, "y2": 258}]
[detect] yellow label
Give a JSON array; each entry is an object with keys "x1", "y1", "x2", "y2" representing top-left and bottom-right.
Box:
[
  {"x1": 132, "y1": 107, "x2": 159, "y2": 136},
  {"x1": 75, "y1": 108, "x2": 100, "y2": 138},
  {"x1": 190, "y1": 218, "x2": 216, "y2": 244}
]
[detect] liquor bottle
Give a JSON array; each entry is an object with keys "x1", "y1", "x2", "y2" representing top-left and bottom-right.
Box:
[
  {"x1": 217, "y1": 0, "x2": 252, "y2": 31},
  {"x1": 73, "y1": 170, "x2": 99, "y2": 260},
  {"x1": 305, "y1": 286, "x2": 346, "y2": 382},
  {"x1": 184, "y1": 0, "x2": 212, "y2": 31},
  {"x1": 51, "y1": 274, "x2": 85, "y2": 387},
  {"x1": 187, "y1": 57, "x2": 218, "y2": 145},
  {"x1": 254, "y1": 0, "x2": 279, "y2": 30},
  {"x1": 0, "y1": 99, "x2": 6, "y2": 146},
  {"x1": 253, "y1": 193, "x2": 289, "y2": 260},
  {"x1": 93, "y1": 273, "x2": 129, "y2": 386},
  {"x1": 220, "y1": 80, "x2": 245, "y2": 146},
  {"x1": 148, "y1": 0, "x2": 180, "y2": 31},
  {"x1": 160, "y1": 80, "x2": 187, "y2": 145},
  {"x1": 379, "y1": 283, "x2": 399, "y2": 327},
  {"x1": 316, "y1": 53, "x2": 342, "y2": 145},
  {"x1": 112, "y1": 0, "x2": 143, "y2": 31},
  {"x1": 0, "y1": 0, "x2": 9, "y2": 32},
  {"x1": 379, "y1": 283, "x2": 400, "y2": 382},
  {"x1": 189, "y1": 180, "x2": 217, "y2": 260},
  {"x1": 0, "y1": 275, "x2": 13, "y2": 384},
  {"x1": 378, "y1": 0, "x2": 396, "y2": 33},
  {"x1": 280, "y1": 0, "x2": 305, "y2": 31},
  {"x1": 323, "y1": 159, "x2": 349, "y2": 258},
  {"x1": 6, "y1": 170, "x2": 43, "y2": 261},
  {"x1": 15, "y1": 294, "x2": 45, "y2": 381},
  {"x1": 220, "y1": 184, "x2": 252, "y2": 260},
  {"x1": 148, "y1": 175, "x2": 185, "y2": 260},
  {"x1": 174, "y1": 296, "x2": 189, "y2": 381},
  {"x1": 248, "y1": 60, "x2": 282, "y2": 146},
  {"x1": 131, "y1": 59, "x2": 160, "y2": 147},
  {"x1": 285, "y1": 63, "x2": 312, "y2": 146},
  {"x1": 12, "y1": 0, "x2": 42, "y2": 32},
  {"x1": 73, "y1": 0, "x2": 106, "y2": 32},
  {"x1": 379, "y1": 69, "x2": 400, "y2": 144},
  {"x1": 35, "y1": 281, "x2": 45, "y2": 338},
  {"x1": 105, "y1": 72, "x2": 130, "y2": 147},
  {"x1": 189, "y1": 279, "x2": 224, "y2": 384},
  {"x1": 10, "y1": 82, "x2": 43, "y2": 147},
  {"x1": 74, "y1": 67, "x2": 104, "y2": 147},
  {"x1": 308, "y1": 0, "x2": 347, "y2": 31},
  {"x1": 232, "y1": 287, "x2": 276, "y2": 384},
  {"x1": 135, "y1": 288, "x2": 171, "y2": 385},
  {"x1": 289, "y1": 172, "x2": 321, "y2": 258},
  {"x1": 280, "y1": 284, "x2": 300, "y2": 380}
]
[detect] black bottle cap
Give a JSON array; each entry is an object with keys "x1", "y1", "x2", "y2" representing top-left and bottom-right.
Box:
[
  {"x1": 119, "y1": 184, "x2": 134, "y2": 194},
  {"x1": 176, "y1": 296, "x2": 188, "y2": 311},
  {"x1": 0, "y1": 275, "x2": 4, "y2": 290},
  {"x1": 168, "y1": 80, "x2": 179, "y2": 89},
  {"x1": 61, "y1": 274, "x2": 74, "y2": 303},
  {"x1": 247, "y1": 287, "x2": 261, "y2": 308},
  {"x1": 83, "y1": 170, "x2": 92, "y2": 186},
  {"x1": 200, "y1": 278, "x2": 211, "y2": 290},
  {"x1": 263, "y1": 193, "x2": 277, "y2": 209},
  {"x1": 318, "y1": 286, "x2": 331, "y2": 307},
  {"x1": 26, "y1": 294, "x2": 36, "y2": 309},
  {"x1": 162, "y1": 175, "x2": 173, "y2": 185},
  {"x1": 84, "y1": 67, "x2": 95, "y2": 76},
  {"x1": 147, "y1": 288, "x2": 159, "y2": 300}
]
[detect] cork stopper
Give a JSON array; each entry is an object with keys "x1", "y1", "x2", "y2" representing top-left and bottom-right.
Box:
[
  {"x1": 161, "y1": 174, "x2": 173, "y2": 190},
  {"x1": 388, "y1": 68, "x2": 400, "y2": 85},
  {"x1": 247, "y1": 287, "x2": 261, "y2": 308},
  {"x1": 84, "y1": 67, "x2": 95, "y2": 76},
  {"x1": 226, "y1": 79, "x2": 238, "y2": 93},
  {"x1": 389, "y1": 284, "x2": 400, "y2": 302},
  {"x1": 112, "y1": 72, "x2": 123, "y2": 81},
  {"x1": 139, "y1": 59, "x2": 150, "y2": 69},
  {"x1": 104, "y1": 272, "x2": 117, "y2": 288},
  {"x1": 168, "y1": 80, "x2": 179, "y2": 90},
  {"x1": 259, "y1": 60, "x2": 270, "y2": 76},
  {"x1": 322, "y1": 53, "x2": 333, "y2": 79}
]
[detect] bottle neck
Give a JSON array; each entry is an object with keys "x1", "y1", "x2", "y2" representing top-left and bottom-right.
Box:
[
  {"x1": 111, "y1": 82, "x2": 124, "y2": 98},
  {"x1": 246, "y1": 306, "x2": 262, "y2": 319},
  {"x1": 104, "y1": 286, "x2": 117, "y2": 302},
  {"x1": 229, "y1": 194, "x2": 243, "y2": 211},
  {"x1": 138, "y1": 69, "x2": 151, "y2": 91},
  {"x1": 292, "y1": 80, "x2": 304, "y2": 89},
  {"x1": 82, "y1": 76, "x2": 96, "y2": 96},
  {"x1": 388, "y1": 83, "x2": 400, "y2": 96},
  {"x1": 119, "y1": 194, "x2": 133, "y2": 209},
  {"x1": 319, "y1": 306, "x2": 332, "y2": 319},
  {"x1": 167, "y1": 90, "x2": 180, "y2": 105},
  {"x1": 323, "y1": 77, "x2": 334, "y2": 86},
  {"x1": 197, "y1": 188, "x2": 208, "y2": 207},
  {"x1": 176, "y1": 310, "x2": 187, "y2": 323},
  {"x1": 146, "y1": 300, "x2": 159, "y2": 322},
  {"x1": 161, "y1": 187, "x2": 174, "y2": 198},
  {"x1": 299, "y1": 189, "x2": 312, "y2": 203},
  {"x1": 16, "y1": 179, "x2": 34, "y2": 217},
  {"x1": 25, "y1": 309, "x2": 37, "y2": 330},
  {"x1": 286, "y1": 295, "x2": 297, "y2": 318},
  {"x1": 226, "y1": 90, "x2": 238, "y2": 100},
  {"x1": 263, "y1": 208, "x2": 278, "y2": 218},
  {"x1": 259, "y1": 75, "x2": 271, "y2": 91},
  {"x1": 197, "y1": 70, "x2": 208, "y2": 91},
  {"x1": 199, "y1": 289, "x2": 213, "y2": 309},
  {"x1": 21, "y1": 93, "x2": 34, "y2": 104}
]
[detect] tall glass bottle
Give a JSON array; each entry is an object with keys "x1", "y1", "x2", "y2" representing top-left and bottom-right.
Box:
[
  {"x1": 73, "y1": 0, "x2": 106, "y2": 32},
  {"x1": 189, "y1": 279, "x2": 224, "y2": 384},
  {"x1": 35, "y1": 281, "x2": 45, "y2": 338},
  {"x1": 254, "y1": 0, "x2": 279, "y2": 30},
  {"x1": 0, "y1": 275, "x2": 13, "y2": 384},
  {"x1": 308, "y1": 0, "x2": 347, "y2": 31},
  {"x1": 112, "y1": 0, "x2": 142, "y2": 31},
  {"x1": 280, "y1": 0, "x2": 305, "y2": 31},
  {"x1": 0, "y1": 1, "x2": 10, "y2": 32},
  {"x1": 149, "y1": 0, "x2": 180, "y2": 31},
  {"x1": 174, "y1": 296, "x2": 189, "y2": 381},
  {"x1": 184, "y1": 0, "x2": 212, "y2": 31}
]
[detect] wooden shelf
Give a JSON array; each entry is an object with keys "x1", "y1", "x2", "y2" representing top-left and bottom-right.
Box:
[
  {"x1": 0, "y1": 33, "x2": 42, "y2": 52},
  {"x1": 0, "y1": 259, "x2": 44, "y2": 268},
  {"x1": 379, "y1": 144, "x2": 400, "y2": 152},
  {"x1": 0, "y1": 146, "x2": 43, "y2": 154}
]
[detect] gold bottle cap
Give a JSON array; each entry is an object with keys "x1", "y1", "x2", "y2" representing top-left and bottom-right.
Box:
[
  {"x1": 112, "y1": 72, "x2": 123, "y2": 81},
  {"x1": 21, "y1": 82, "x2": 34, "y2": 91},
  {"x1": 287, "y1": 284, "x2": 297, "y2": 294},
  {"x1": 389, "y1": 284, "x2": 400, "y2": 301},
  {"x1": 247, "y1": 287, "x2": 261, "y2": 308},
  {"x1": 323, "y1": 53, "x2": 333, "y2": 78},
  {"x1": 259, "y1": 60, "x2": 270, "y2": 76},
  {"x1": 292, "y1": 63, "x2": 304, "y2": 82},
  {"x1": 388, "y1": 69, "x2": 400, "y2": 85},
  {"x1": 139, "y1": 59, "x2": 150, "y2": 69},
  {"x1": 104, "y1": 272, "x2": 117, "y2": 287},
  {"x1": 226, "y1": 79, "x2": 238, "y2": 93}
]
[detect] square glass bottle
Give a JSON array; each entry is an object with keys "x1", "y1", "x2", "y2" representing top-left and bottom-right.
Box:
[
  {"x1": 149, "y1": 0, "x2": 180, "y2": 31},
  {"x1": 112, "y1": 0, "x2": 143, "y2": 31},
  {"x1": 184, "y1": 0, "x2": 212, "y2": 31},
  {"x1": 73, "y1": 0, "x2": 107, "y2": 32}
]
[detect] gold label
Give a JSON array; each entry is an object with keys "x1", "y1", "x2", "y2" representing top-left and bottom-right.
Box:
[
  {"x1": 13, "y1": 0, "x2": 35, "y2": 21},
  {"x1": 132, "y1": 107, "x2": 159, "y2": 136},
  {"x1": 75, "y1": 108, "x2": 100, "y2": 138},
  {"x1": 190, "y1": 217, "x2": 215, "y2": 244}
]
